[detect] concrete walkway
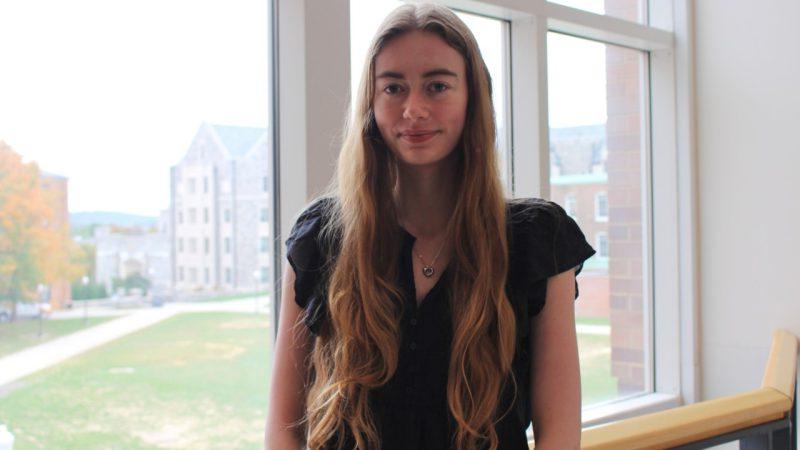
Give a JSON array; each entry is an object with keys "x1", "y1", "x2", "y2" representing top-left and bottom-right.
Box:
[{"x1": 0, "y1": 299, "x2": 270, "y2": 388}]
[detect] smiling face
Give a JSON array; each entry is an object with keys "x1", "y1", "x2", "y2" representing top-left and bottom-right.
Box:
[{"x1": 372, "y1": 30, "x2": 468, "y2": 169}]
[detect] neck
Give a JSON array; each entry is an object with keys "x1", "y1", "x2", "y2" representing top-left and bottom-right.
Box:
[{"x1": 394, "y1": 158, "x2": 457, "y2": 239}]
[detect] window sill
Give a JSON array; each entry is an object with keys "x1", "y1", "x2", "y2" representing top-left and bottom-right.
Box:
[
  {"x1": 525, "y1": 393, "x2": 682, "y2": 440},
  {"x1": 582, "y1": 392, "x2": 682, "y2": 428}
]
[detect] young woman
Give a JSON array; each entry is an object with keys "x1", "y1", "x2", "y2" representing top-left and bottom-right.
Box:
[{"x1": 266, "y1": 4, "x2": 595, "y2": 450}]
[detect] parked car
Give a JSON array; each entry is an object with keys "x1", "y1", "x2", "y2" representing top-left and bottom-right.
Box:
[{"x1": 0, "y1": 301, "x2": 51, "y2": 321}]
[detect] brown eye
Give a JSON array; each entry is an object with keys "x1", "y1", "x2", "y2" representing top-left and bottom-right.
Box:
[{"x1": 384, "y1": 84, "x2": 404, "y2": 95}]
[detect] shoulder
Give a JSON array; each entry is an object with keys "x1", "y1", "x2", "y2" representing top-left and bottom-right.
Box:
[
  {"x1": 505, "y1": 196, "x2": 595, "y2": 280},
  {"x1": 285, "y1": 196, "x2": 339, "y2": 272}
]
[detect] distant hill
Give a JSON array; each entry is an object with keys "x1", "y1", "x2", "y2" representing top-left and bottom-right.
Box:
[{"x1": 70, "y1": 211, "x2": 158, "y2": 229}]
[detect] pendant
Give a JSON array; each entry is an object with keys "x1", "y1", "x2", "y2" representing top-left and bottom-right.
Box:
[{"x1": 422, "y1": 266, "x2": 435, "y2": 278}]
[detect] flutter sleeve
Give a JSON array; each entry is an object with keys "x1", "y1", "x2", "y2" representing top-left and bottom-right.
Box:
[
  {"x1": 507, "y1": 198, "x2": 596, "y2": 318},
  {"x1": 284, "y1": 197, "x2": 335, "y2": 335}
]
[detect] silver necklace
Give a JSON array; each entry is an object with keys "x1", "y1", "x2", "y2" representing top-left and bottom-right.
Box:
[{"x1": 413, "y1": 237, "x2": 447, "y2": 278}]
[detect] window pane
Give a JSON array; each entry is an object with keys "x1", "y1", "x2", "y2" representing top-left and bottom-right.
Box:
[
  {"x1": 548, "y1": 31, "x2": 649, "y2": 406},
  {"x1": 350, "y1": 0, "x2": 512, "y2": 190},
  {"x1": 0, "y1": 0, "x2": 274, "y2": 447},
  {"x1": 548, "y1": 0, "x2": 648, "y2": 25}
]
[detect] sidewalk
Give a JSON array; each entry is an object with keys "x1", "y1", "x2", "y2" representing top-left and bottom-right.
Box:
[{"x1": 0, "y1": 299, "x2": 271, "y2": 388}]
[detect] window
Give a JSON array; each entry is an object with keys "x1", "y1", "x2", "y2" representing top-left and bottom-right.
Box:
[
  {"x1": 204, "y1": 237, "x2": 209, "y2": 254},
  {"x1": 259, "y1": 208, "x2": 268, "y2": 222},
  {"x1": 596, "y1": 232, "x2": 609, "y2": 258},
  {"x1": 262, "y1": 176, "x2": 268, "y2": 192},
  {"x1": 260, "y1": 237, "x2": 268, "y2": 253},
  {"x1": 548, "y1": 31, "x2": 649, "y2": 407},
  {"x1": 225, "y1": 267, "x2": 232, "y2": 284},
  {"x1": 224, "y1": 237, "x2": 231, "y2": 254},
  {"x1": 565, "y1": 194, "x2": 578, "y2": 218},
  {"x1": 548, "y1": 0, "x2": 649, "y2": 25},
  {"x1": 260, "y1": 266, "x2": 268, "y2": 283},
  {"x1": 224, "y1": 209, "x2": 231, "y2": 223},
  {"x1": 0, "y1": 0, "x2": 276, "y2": 447},
  {"x1": 595, "y1": 191, "x2": 609, "y2": 222}
]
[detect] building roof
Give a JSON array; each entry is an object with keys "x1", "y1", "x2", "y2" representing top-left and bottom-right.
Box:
[{"x1": 210, "y1": 124, "x2": 268, "y2": 158}]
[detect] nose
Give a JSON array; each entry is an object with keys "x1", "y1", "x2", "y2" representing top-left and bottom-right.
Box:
[{"x1": 402, "y1": 90, "x2": 430, "y2": 121}]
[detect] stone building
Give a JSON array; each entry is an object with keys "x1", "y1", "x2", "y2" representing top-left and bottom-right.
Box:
[{"x1": 170, "y1": 122, "x2": 272, "y2": 294}]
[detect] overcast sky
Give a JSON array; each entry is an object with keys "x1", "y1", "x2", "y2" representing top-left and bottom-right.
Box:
[{"x1": 0, "y1": 0, "x2": 608, "y2": 217}]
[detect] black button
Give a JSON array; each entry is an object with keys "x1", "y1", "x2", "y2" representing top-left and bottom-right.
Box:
[
  {"x1": 410, "y1": 318, "x2": 418, "y2": 326},
  {"x1": 410, "y1": 342, "x2": 417, "y2": 350},
  {"x1": 405, "y1": 386, "x2": 413, "y2": 394}
]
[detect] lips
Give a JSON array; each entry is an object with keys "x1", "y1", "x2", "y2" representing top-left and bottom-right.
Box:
[{"x1": 399, "y1": 129, "x2": 439, "y2": 144}]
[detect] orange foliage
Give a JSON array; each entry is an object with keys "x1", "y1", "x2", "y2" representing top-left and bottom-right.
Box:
[{"x1": 0, "y1": 141, "x2": 77, "y2": 300}]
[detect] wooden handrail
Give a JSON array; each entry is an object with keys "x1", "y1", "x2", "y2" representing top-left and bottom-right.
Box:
[{"x1": 527, "y1": 329, "x2": 798, "y2": 450}]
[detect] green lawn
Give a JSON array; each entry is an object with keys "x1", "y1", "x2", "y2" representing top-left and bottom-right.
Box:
[
  {"x1": 0, "y1": 317, "x2": 115, "y2": 358},
  {"x1": 0, "y1": 312, "x2": 272, "y2": 450},
  {"x1": 0, "y1": 311, "x2": 616, "y2": 448},
  {"x1": 578, "y1": 332, "x2": 618, "y2": 405}
]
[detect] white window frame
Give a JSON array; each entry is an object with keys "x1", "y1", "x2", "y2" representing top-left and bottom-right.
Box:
[
  {"x1": 594, "y1": 191, "x2": 609, "y2": 223},
  {"x1": 564, "y1": 193, "x2": 577, "y2": 218},
  {"x1": 595, "y1": 231, "x2": 609, "y2": 258},
  {"x1": 274, "y1": 0, "x2": 699, "y2": 429}
]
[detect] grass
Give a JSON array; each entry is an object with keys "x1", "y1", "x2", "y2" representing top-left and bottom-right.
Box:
[
  {"x1": 578, "y1": 332, "x2": 619, "y2": 405},
  {"x1": 0, "y1": 311, "x2": 617, "y2": 448},
  {"x1": 0, "y1": 312, "x2": 271, "y2": 450},
  {"x1": 0, "y1": 317, "x2": 115, "y2": 358}
]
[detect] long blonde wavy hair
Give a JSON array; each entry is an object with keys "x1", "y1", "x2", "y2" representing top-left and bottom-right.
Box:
[{"x1": 298, "y1": 4, "x2": 517, "y2": 449}]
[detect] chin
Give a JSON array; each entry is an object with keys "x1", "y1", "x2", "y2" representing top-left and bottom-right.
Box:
[{"x1": 395, "y1": 147, "x2": 455, "y2": 168}]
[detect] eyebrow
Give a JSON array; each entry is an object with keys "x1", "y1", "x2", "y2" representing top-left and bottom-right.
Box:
[{"x1": 376, "y1": 68, "x2": 459, "y2": 79}]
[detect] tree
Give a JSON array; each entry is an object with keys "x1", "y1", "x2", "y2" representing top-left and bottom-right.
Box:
[{"x1": 0, "y1": 142, "x2": 76, "y2": 313}]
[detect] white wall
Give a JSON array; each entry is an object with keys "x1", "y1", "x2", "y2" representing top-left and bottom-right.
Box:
[{"x1": 695, "y1": 0, "x2": 800, "y2": 403}]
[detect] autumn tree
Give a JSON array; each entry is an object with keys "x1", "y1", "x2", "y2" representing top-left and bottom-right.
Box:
[{"x1": 0, "y1": 141, "x2": 77, "y2": 310}]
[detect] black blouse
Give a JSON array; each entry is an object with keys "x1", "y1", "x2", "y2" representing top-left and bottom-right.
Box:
[{"x1": 285, "y1": 197, "x2": 596, "y2": 450}]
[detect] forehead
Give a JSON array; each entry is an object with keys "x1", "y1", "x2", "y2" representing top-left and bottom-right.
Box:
[{"x1": 374, "y1": 30, "x2": 465, "y2": 76}]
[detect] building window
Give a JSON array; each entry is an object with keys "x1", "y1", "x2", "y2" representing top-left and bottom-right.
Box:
[
  {"x1": 225, "y1": 267, "x2": 232, "y2": 283},
  {"x1": 204, "y1": 208, "x2": 209, "y2": 224},
  {"x1": 189, "y1": 267, "x2": 197, "y2": 283},
  {"x1": 204, "y1": 267, "x2": 209, "y2": 283},
  {"x1": 224, "y1": 237, "x2": 231, "y2": 254},
  {"x1": 595, "y1": 191, "x2": 609, "y2": 222},
  {"x1": 189, "y1": 208, "x2": 197, "y2": 224},
  {"x1": 179, "y1": 266, "x2": 184, "y2": 282},
  {"x1": 262, "y1": 176, "x2": 268, "y2": 192},
  {"x1": 224, "y1": 209, "x2": 231, "y2": 223},
  {"x1": 564, "y1": 194, "x2": 577, "y2": 218},
  {"x1": 260, "y1": 266, "x2": 268, "y2": 283},
  {"x1": 188, "y1": 178, "x2": 196, "y2": 194},
  {"x1": 204, "y1": 237, "x2": 210, "y2": 254},
  {"x1": 260, "y1": 237, "x2": 268, "y2": 253},
  {"x1": 189, "y1": 238, "x2": 197, "y2": 253},
  {"x1": 178, "y1": 238, "x2": 184, "y2": 253},
  {"x1": 260, "y1": 208, "x2": 268, "y2": 222},
  {"x1": 203, "y1": 176, "x2": 208, "y2": 194},
  {"x1": 178, "y1": 210, "x2": 184, "y2": 224},
  {"x1": 596, "y1": 232, "x2": 609, "y2": 258}
]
